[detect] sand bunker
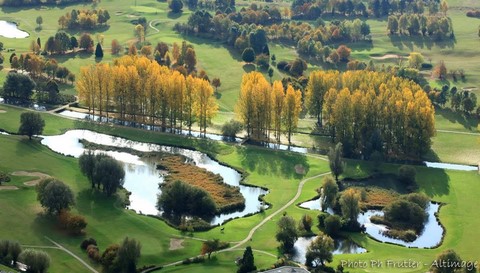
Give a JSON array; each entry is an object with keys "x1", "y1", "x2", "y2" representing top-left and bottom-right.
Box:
[
  {"x1": 11, "y1": 171, "x2": 51, "y2": 186},
  {"x1": 295, "y1": 164, "x2": 306, "y2": 175},
  {"x1": 0, "y1": 185, "x2": 19, "y2": 190},
  {"x1": 0, "y1": 110, "x2": 6, "y2": 113},
  {"x1": 169, "y1": 238, "x2": 184, "y2": 250},
  {"x1": 370, "y1": 54, "x2": 406, "y2": 60}
]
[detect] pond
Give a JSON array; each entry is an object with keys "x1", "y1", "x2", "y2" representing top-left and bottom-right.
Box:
[
  {"x1": 292, "y1": 236, "x2": 367, "y2": 265},
  {"x1": 56, "y1": 110, "x2": 308, "y2": 153},
  {"x1": 0, "y1": 21, "x2": 29, "y2": 38},
  {"x1": 357, "y1": 202, "x2": 443, "y2": 248},
  {"x1": 424, "y1": 161, "x2": 478, "y2": 171},
  {"x1": 40, "y1": 130, "x2": 268, "y2": 225}
]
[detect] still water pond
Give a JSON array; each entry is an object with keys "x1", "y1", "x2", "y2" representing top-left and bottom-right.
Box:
[
  {"x1": 292, "y1": 236, "x2": 367, "y2": 265},
  {"x1": 357, "y1": 202, "x2": 443, "y2": 248},
  {"x1": 298, "y1": 197, "x2": 443, "y2": 248},
  {"x1": 0, "y1": 21, "x2": 29, "y2": 38},
  {"x1": 40, "y1": 130, "x2": 267, "y2": 225}
]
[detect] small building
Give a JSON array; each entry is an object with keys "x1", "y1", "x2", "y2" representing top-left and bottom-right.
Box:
[{"x1": 262, "y1": 266, "x2": 311, "y2": 273}]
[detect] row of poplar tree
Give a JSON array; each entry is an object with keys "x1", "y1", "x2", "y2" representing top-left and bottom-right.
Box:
[
  {"x1": 77, "y1": 57, "x2": 435, "y2": 159},
  {"x1": 77, "y1": 55, "x2": 218, "y2": 133}
]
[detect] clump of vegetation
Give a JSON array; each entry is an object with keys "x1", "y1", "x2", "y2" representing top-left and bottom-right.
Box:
[
  {"x1": 275, "y1": 215, "x2": 298, "y2": 253},
  {"x1": 305, "y1": 232, "x2": 334, "y2": 270},
  {"x1": 79, "y1": 151, "x2": 125, "y2": 196},
  {"x1": 371, "y1": 193, "x2": 430, "y2": 242},
  {"x1": 160, "y1": 155, "x2": 245, "y2": 213},
  {"x1": 0, "y1": 239, "x2": 22, "y2": 267},
  {"x1": 0, "y1": 171, "x2": 11, "y2": 185},
  {"x1": 158, "y1": 180, "x2": 217, "y2": 220},
  {"x1": 398, "y1": 165, "x2": 418, "y2": 191},
  {"x1": 100, "y1": 237, "x2": 141, "y2": 273},
  {"x1": 237, "y1": 246, "x2": 256, "y2": 273},
  {"x1": 58, "y1": 9, "x2": 110, "y2": 30},
  {"x1": 58, "y1": 210, "x2": 88, "y2": 235},
  {"x1": 36, "y1": 178, "x2": 75, "y2": 215},
  {"x1": 19, "y1": 249, "x2": 50, "y2": 273},
  {"x1": 221, "y1": 119, "x2": 243, "y2": 138}
]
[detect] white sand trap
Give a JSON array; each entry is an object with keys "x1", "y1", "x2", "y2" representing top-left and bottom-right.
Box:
[
  {"x1": 0, "y1": 110, "x2": 6, "y2": 113},
  {"x1": 11, "y1": 171, "x2": 51, "y2": 186},
  {"x1": 0, "y1": 185, "x2": 19, "y2": 190},
  {"x1": 370, "y1": 54, "x2": 406, "y2": 60},
  {"x1": 169, "y1": 238, "x2": 184, "y2": 250},
  {"x1": 295, "y1": 164, "x2": 306, "y2": 175}
]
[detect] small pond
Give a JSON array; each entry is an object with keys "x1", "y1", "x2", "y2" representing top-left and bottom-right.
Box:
[
  {"x1": 357, "y1": 202, "x2": 443, "y2": 248},
  {"x1": 424, "y1": 161, "x2": 478, "y2": 171},
  {"x1": 292, "y1": 236, "x2": 367, "y2": 264},
  {"x1": 40, "y1": 130, "x2": 268, "y2": 225},
  {"x1": 0, "y1": 21, "x2": 29, "y2": 38},
  {"x1": 57, "y1": 110, "x2": 308, "y2": 153}
]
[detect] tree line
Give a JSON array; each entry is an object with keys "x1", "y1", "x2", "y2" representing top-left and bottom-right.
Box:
[
  {"x1": 0, "y1": 0, "x2": 93, "y2": 6},
  {"x1": 236, "y1": 72, "x2": 302, "y2": 144},
  {"x1": 77, "y1": 55, "x2": 218, "y2": 133},
  {"x1": 387, "y1": 14, "x2": 453, "y2": 40},
  {"x1": 58, "y1": 8, "x2": 110, "y2": 30},
  {"x1": 176, "y1": 7, "x2": 370, "y2": 58},
  {"x1": 290, "y1": 0, "x2": 445, "y2": 20},
  {"x1": 314, "y1": 70, "x2": 435, "y2": 158}
]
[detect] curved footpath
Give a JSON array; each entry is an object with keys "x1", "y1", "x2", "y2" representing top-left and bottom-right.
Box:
[{"x1": 143, "y1": 171, "x2": 331, "y2": 272}]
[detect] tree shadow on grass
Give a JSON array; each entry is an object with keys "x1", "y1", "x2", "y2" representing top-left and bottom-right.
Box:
[
  {"x1": 389, "y1": 34, "x2": 456, "y2": 51},
  {"x1": 435, "y1": 106, "x2": 479, "y2": 131},
  {"x1": 236, "y1": 145, "x2": 309, "y2": 179},
  {"x1": 75, "y1": 188, "x2": 124, "y2": 221},
  {"x1": 243, "y1": 64, "x2": 256, "y2": 73},
  {"x1": 417, "y1": 167, "x2": 450, "y2": 198}
]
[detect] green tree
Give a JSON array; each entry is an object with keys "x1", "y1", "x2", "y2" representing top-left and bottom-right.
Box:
[
  {"x1": 19, "y1": 249, "x2": 50, "y2": 273},
  {"x1": 275, "y1": 215, "x2": 298, "y2": 252},
  {"x1": 116, "y1": 237, "x2": 141, "y2": 273},
  {"x1": 323, "y1": 215, "x2": 342, "y2": 237},
  {"x1": 79, "y1": 150, "x2": 96, "y2": 188},
  {"x1": 305, "y1": 232, "x2": 334, "y2": 267},
  {"x1": 101, "y1": 244, "x2": 120, "y2": 273},
  {"x1": 237, "y1": 246, "x2": 256, "y2": 273},
  {"x1": 321, "y1": 176, "x2": 338, "y2": 212},
  {"x1": 408, "y1": 52, "x2": 424, "y2": 69},
  {"x1": 0, "y1": 240, "x2": 22, "y2": 265},
  {"x1": 36, "y1": 178, "x2": 75, "y2": 215},
  {"x1": 2, "y1": 73, "x2": 36, "y2": 99},
  {"x1": 18, "y1": 112, "x2": 45, "y2": 140},
  {"x1": 36, "y1": 16, "x2": 43, "y2": 28},
  {"x1": 339, "y1": 189, "x2": 360, "y2": 223},
  {"x1": 430, "y1": 249, "x2": 463, "y2": 273},
  {"x1": 211, "y1": 78, "x2": 221, "y2": 93},
  {"x1": 299, "y1": 214, "x2": 313, "y2": 232},
  {"x1": 398, "y1": 165, "x2": 416, "y2": 186},
  {"x1": 201, "y1": 239, "x2": 220, "y2": 259},
  {"x1": 242, "y1": 47, "x2": 255, "y2": 63},
  {"x1": 93, "y1": 155, "x2": 125, "y2": 196},
  {"x1": 79, "y1": 33, "x2": 94, "y2": 52},
  {"x1": 289, "y1": 58, "x2": 307, "y2": 77},
  {"x1": 95, "y1": 42, "x2": 104, "y2": 58},
  {"x1": 157, "y1": 180, "x2": 216, "y2": 218},
  {"x1": 328, "y1": 142, "x2": 345, "y2": 183},
  {"x1": 267, "y1": 67, "x2": 274, "y2": 83},
  {"x1": 169, "y1": 0, "x2": 184, "y2": 13}
]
